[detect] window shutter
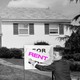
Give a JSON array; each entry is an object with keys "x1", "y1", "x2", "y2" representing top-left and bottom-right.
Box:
[
  {"x1": 59, "y1": 24, "x2": 64, "y2": 35},
  {"x1": 13, "y1": 23, "x2": 18, "y2": 35},
  {"x1": 45, "y1": 24, "x2": 49, "y2": 35},
  {"x1": 29, "y1": 23, "x2": 34, "y2": 35},
  {"x1": 0, "y1": 36, "x2": 1, "y2": 47}
]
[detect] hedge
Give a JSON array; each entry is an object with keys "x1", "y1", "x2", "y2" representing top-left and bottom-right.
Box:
[
  {"x1": 63, "y1": 53, "x2": 80, "y2": 61},
  {"x1": 0, "y1": 47, "x2": 13, "y2": 58},
  {"x1": 0, "y1": 47, "x2": 23, "y2": 59},
  {"x1": 34, "y1": 41, "x2": 49, "y2": 45},
  {"x1": 10, "y1": 48, "x2": 23, "y2": 59},
  {"x1": 70, "y1": 62, "x2": 80, "y2": 71}
]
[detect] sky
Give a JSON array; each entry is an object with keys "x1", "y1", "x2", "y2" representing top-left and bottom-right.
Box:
[
  {"x1": 0, "y1": 0, "x2": 79, "y2": 8},
  {"x1": 0, "y1": 0, "x2": 80, "y2": 18},
  {"x1": 7, "y1": 0, "x2": 70, "y2": 8}
]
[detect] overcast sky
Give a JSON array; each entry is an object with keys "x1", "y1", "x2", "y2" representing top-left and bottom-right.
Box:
[
  {"x1": 7, "y1": 0, "x2": 69, "y2": 8},
  {"x1": 0, "y1": 0, "x2": 77, "y2": 8},
  {"x1": 0, "y1": 0, "x2": 79, "y2": 8}
]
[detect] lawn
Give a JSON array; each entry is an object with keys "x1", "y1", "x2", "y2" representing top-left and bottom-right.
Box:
[
  {"x1": 0, "y1": 58, "x2": 52, "y2": 80},
  {"x1": 0, "y1": 64, "x2": 24, "y2": 80},
  {"x1": 3, "y1": 58, "x2": 24, "y2": 66},
  {"x1": 1, "y1": 58, "x2": 80, "y2": 80},
  {"x1": 0, "y1": 64, "x2": 51, "y2": 80}
]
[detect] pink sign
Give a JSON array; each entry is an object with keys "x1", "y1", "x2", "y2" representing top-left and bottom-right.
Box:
[{"x1": 28, "y1": 52, "x2": 48, "y2": 60}]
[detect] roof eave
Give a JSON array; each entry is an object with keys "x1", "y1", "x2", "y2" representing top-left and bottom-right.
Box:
[{"x1": 1, "y1": 19, "x2": 71, "y2": 23}]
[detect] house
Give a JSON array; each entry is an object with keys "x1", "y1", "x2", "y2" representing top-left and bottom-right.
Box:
[{"x1": 0, "y1": 8, "x2": 72, "y2": 48}]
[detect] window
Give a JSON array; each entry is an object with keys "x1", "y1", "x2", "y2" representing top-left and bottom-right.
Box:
[
  {"x1": 49, "y1": 24, "x2": 59, "y2": 35},
  {"x1": 18, "y1": 24, "x2": 29, "y2": 35},
  {"x1": 13, "y1": 23, "x2": 34, "y2": 35},
  {"x1": 45, "y1": 23, "x2": 64, "y2": 35}
]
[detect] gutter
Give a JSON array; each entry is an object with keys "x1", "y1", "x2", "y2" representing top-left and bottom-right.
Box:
[{"x1": 1, "y1": 19, "x2": 71, "y2": 23}]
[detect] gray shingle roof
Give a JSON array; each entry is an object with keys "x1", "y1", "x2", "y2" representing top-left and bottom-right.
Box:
[{"x1": 0, "y1": 7, "x2": 71, "y2": 22}]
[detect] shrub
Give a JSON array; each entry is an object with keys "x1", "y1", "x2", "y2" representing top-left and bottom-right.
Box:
[
  {"x1": 19, "y1": 48, "x2": 24, "y2": 52},
  {"x1": 34, "y1": 41, "x2": 49, "y2": 45},
  {"x1": 65, "y1": 32, "x2": 80, "y2": 53},
  {"x1": 63, "y1": 54, "x2": 74, "y2": 60},
  {"x1": 64, "y1": 31, "x2": 80, "y2": 61},
  {"x1": 70, "y1": 62, "x2": 80, "y2": 71},
  {"x1": 10, "y1": 48, "x2": 22, "y2": 59},
  {"x1": 19, "y1": 48, "x2": 24, "y2": 57},
  {"x1": 73, "y1": 53, "x2": 80, "y2": 61},
  {"x1": 0, "y1": 47, "x2": 13, "y2": 58}
]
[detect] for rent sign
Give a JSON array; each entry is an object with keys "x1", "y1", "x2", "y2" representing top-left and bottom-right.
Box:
[{"x1": 24, "y1": 45, "x2": 53, "y2": 69}]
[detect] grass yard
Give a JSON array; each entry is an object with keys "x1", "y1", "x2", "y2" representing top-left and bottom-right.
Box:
[
  {"x1": 3, "y1": 58, "x2": 24, "y2": 66},
  {"x1": 1, "y1": 58, "x2": 80, "y2": 80},
  {"x1": 0, "y1": 64, "x2": 51, "y2": 80},
  {"x1": 0, "y1": 64, "x2": 24, "y2": 80}
]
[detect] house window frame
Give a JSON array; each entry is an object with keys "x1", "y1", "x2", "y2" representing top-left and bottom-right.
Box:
[
  {"x1": 49, "y1": 24, "x2": 59, "y2": 35},
  {"x1": 18, "y1": 23, "x2": 29, "y2": 35}
]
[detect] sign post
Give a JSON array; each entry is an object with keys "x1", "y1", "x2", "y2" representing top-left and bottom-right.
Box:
[{"x1": 52, "y1": 71, "x2": 55, "y2": 80}]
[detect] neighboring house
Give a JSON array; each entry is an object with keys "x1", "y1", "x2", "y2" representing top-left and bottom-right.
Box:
[{"x1": 0, "y1": 8, "x2": 72, "y2": 48}]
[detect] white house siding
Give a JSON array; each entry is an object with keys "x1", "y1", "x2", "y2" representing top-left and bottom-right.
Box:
[
  {"x1": 0, "y1": 21, "x2": 2, "y2": 47},
  {"x1": 1, "y1": 21, "x2": 71, "y2": 48}
]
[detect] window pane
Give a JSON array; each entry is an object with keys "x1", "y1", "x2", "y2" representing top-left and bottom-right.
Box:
[
  {"x1": 49, "y1": 24, "x2": 59, "y2": 35},
  {"x1": 50, "y1": 24, "x2": 58, "y2": 29},
  {"x1": 19, "y1": 24, "x2": 24, "y2": 28},
  {"x1": 19, "y1": 29, "x2": 28, "y2": 34},
  {"x1": 19, "y1": 24, "x2": 28, "y2": 29},
  {"x1": 50, "y1": 29, "x2": 58, "y2": 34}
]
